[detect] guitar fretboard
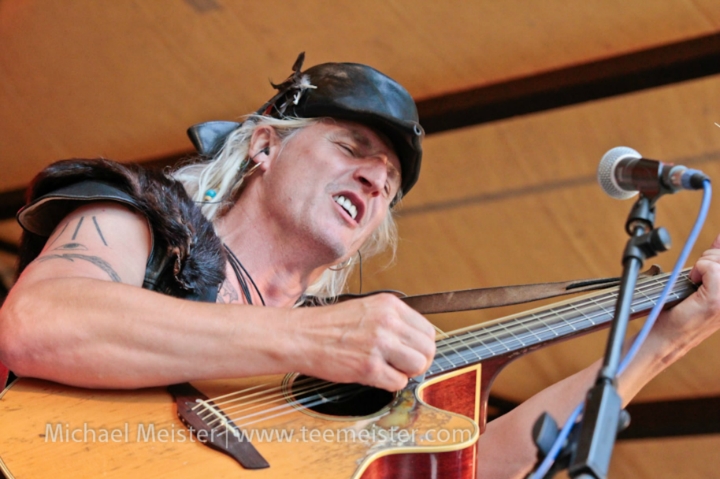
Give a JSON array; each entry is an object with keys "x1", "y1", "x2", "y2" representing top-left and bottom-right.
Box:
[{"x1": 427, "y1": 271, "x2": 696, "y2": 377}]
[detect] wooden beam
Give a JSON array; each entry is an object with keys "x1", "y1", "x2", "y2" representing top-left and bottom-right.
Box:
[
  {"x1": 487, "y1": 394, "x2": 720, "y2": 440},
  {"x1": 0, "y1": 189, "x2": 25, "y2": 222},
  {"x1": 1, "y1": 33, "x2": 719, "y2": 222},
  {"x1": 620, "y1": 396, "x2": 720, "y2": 440},
  {"x1": 0, "y1": 239, "x2": 18, "y2": 256},
  {"x1": 417, "y1": 31, "x2": 720, "y2": 134}
]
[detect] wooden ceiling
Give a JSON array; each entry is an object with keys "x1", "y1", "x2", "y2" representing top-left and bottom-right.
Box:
[{"x1": 2, "y1": 1, "x2": 720, "y2": 477}]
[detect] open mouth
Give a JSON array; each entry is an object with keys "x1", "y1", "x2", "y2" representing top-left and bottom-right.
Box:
[{"x1": 333, "y1": 194, "x2": 359, "y2": 221}]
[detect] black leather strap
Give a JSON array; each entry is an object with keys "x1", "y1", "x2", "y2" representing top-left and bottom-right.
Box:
[{"x1": 17, "y1": 180, "x2": 141, "y2": 236}]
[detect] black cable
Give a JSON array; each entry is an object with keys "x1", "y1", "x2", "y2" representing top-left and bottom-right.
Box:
[{"x1": 223, "y1": 244, "x2": 265, "y2": 306}]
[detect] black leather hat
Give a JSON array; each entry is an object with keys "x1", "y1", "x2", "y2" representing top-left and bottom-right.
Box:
[{"x1": 188, "y1": 54, "x2": 424, "y2": 197}]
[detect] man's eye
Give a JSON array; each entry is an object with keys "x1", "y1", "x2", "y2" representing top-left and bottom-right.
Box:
[{"x1": 339, "y1": 143, "x2": 355, "y2": 155}]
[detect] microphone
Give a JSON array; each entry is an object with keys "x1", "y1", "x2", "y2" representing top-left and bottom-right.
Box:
[{"x1": 597, "y1": 147, "x2": 709, "y2": 199}]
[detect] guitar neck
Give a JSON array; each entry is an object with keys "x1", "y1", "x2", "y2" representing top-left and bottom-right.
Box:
[{"x1": 427, "y1": 270, "x2": 696, "y2": 378}]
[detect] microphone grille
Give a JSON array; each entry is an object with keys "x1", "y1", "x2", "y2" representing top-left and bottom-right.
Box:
[{"x1": 597, "y1": 146, "x2": 641, "y2": 200}]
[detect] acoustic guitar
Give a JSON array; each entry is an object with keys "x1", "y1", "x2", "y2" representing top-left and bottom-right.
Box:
[{"x1": 0, "y1": 270, "x2": 695, "y2": 478}]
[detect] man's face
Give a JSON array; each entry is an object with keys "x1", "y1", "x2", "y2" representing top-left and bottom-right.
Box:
[{"x1": 258, "y1": 119, "x2": 402, "y2": 265}]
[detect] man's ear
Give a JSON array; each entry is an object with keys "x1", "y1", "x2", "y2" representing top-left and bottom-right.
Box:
[{"x1": 248, "y1": 125, "x2": 280, "y2": 172}]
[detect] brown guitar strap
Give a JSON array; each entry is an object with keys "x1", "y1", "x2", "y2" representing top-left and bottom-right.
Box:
[{"x1": 335, "y1": 266, "x2": 661, "y2": 315}]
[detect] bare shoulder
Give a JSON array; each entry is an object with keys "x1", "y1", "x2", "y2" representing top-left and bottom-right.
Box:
[{"x1": 22, "y1": 202, "x2": 152, "y2": 287}]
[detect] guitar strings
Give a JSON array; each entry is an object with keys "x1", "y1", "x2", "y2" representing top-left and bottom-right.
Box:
[
  {"x1": 201, "y1": 383, "x2": 364, "y2": 433},
  {"x1": 431, "y1": 274, "x2": 694, "y2": 373},
  {"x1": 194, "y1": 375, "x2": 319, "y2": 411},
  {"x1": 218, "y1": 272, "x2": 679, "y2": 414},
  {"x1": 196, "y1": 382, "x2": 330, "y2": 430},
  {"x1": 445, "y1": 270, "x2": 678, "y2": 345},
  {"x1": 217, "y1": 276, "x2": 633, "y2": 429},
  {"x1": 431, "y1": 271, "x2": 687, "y2": 366},
  {"x1": 200, "y1": 296, "x2": 664, "y2": 434},
  {"x1": 430, "y1": 275, "x2": 691, "y2": 372},
  {"x1": 433, "y1": 324, "x2": 449, "y2": 338},
  {"x1": 436, "y1": 272, "x2": 666, "y2": 349},
  {"x1": 196, "y1": 376, "x2": 388, "y2": 429},
  {"x1": 199, "y1": 378, "x2": 353, "y2": 425},
  {"x1": 230, "y1": 384, "x2": 363, "y2": 429},
  {"x1": 193, "y1": 374, "x2": 348, "y2": 425},
  {"x1": 200, "y1": 338, "x2": 454, "y2": 428},
  {"x1": 208, "y1": 386, "x2": 356, "y2": 436},
  {"x1": 432, "y1": 323, "x2": 466, "y2": 367},
  {"x1": 207, "y1": 272, "x2": 686, "y2": 424},
  {"x1": 199, "y1": 315, "x2": 454, "y2": 427},
  {"x1": 193, "y1": 380, "x2": 276, "y2": 409},
  {"x1": 445, "y1": 274, "x2": 689, "y2": 362},
  {"x1": 195, "y1": 271, "x2": 690, "y2": 434},
  {"x1": 194, "y1": 376, "x2": 337, "y2": 426},
  {"x1": 207, "y1": 278, "x2": 662, "y2": 430}
]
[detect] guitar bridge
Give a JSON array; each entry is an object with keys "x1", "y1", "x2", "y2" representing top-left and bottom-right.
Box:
[{"x1": 168, "y1": 383, "x2": 269, "y2": 469}]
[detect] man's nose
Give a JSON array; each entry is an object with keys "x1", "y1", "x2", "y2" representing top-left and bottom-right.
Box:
[{"x1": 354, "y1": 157, "x2": 389, "y2": 196}]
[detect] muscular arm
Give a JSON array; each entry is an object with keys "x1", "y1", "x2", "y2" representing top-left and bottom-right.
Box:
[
  {"x1": 476, "y1": 238, "x2": 720, "y2": 478},
  {"x1": 0, "y1": 203, "x2": 436, "y2": 390}
]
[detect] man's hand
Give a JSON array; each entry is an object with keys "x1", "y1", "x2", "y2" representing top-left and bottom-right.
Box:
[
  {"x1": 289, "y1": 293, "x2": 436, "y2": 391},
  {"x1": 651, "y1": 234, "x2": 720, "y2": 355}
]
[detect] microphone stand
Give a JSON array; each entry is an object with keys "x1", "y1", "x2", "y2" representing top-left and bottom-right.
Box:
[
  {"x1": 568, "y1": 193, "x2": 669, "y2": 478},
  {"x1": 528, "y1": 192, "x2": 671, "y2": 479}
]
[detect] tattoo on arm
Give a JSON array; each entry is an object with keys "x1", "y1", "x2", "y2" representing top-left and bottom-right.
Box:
[
  {"x1": 71, "y1": 216, "x2": 84, "y2": 240},
  {"x1": 53, "y1": 243, "x2": 88, "y2": 251},
  {"x1": 49, "y1": 215, "x2": 110, "y2": 249},
  {"x1": 92, "y1": 216, "x2": 108, "y2": 246},
  {"x1": 48, "y1": 221, "x2": 69, "y2": 247},
  {"x1": 217, "y1": 280, "x2": 239, "y2": 304},
  {"x1": 39, "y1": 213, "x2": 123, "y2": 281},
  {"x1": 37, "y1": 253, "x2": 122, "y2": 282}
]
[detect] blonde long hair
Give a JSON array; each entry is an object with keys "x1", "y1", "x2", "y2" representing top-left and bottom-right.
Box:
[{"x1": 172, "y1": 115, "x2": 399, "y2": 299}]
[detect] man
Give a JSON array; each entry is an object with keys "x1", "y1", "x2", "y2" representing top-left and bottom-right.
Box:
[{"x1": 1, "y1": 56, "x2": 720, "y2": 478}]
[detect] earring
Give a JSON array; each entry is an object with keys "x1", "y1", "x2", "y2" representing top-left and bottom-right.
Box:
[
  {"x1": 329, "y1": 257, "x2": 353, "y2": 271},
  {"x1": 240, "y1": 147, "x2": 269, "y2": 177},
  {"x1": 203, "y1": 148, "x2": 269, "y2": 203},
  {"x1": 203, "y1": 189, "x2": 218, "y2": 202},
  {"x1": 329, "y1": 251, "x2": 361, "y2": 271},
  {"x1": 242, "y1": 161, "x2": 262, "y2": 178}
]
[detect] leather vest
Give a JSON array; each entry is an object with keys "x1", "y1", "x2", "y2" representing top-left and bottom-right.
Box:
[{"x1": 16, "y1": 158, "x2": 226, "y2": 302}]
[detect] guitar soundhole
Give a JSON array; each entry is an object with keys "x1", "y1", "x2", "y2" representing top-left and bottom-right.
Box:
[{"x1": 291, "y1": 374, "x2": 394, "y2": 417}]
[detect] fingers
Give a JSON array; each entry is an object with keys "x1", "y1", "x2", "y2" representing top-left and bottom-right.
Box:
[
  {"x1": 371, "y1": 293, "x2": 437, "y2": 366},
  {"x1": 690, "y1": 258, "x2": 720, "y2": 312},
  {"x1": 394, "y1": 297, "x2": 438, "y2": 340},
  {"x1": 385, "y1": 342, "x2": 433, "y2": 380},
  {"x1": 351, "y1": 294, "x2": 436, "y2": 390},
  {"x1": 662, "y1": 240, "x2": 720, "y2": 344},
  {"x1": 295, "y1": 293, "x2": 437, "y2": 392},
  {"x1": 690, "y1": 249, "x2": 720, "y2": 284}
]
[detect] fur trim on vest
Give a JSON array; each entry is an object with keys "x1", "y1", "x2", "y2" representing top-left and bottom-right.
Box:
[{"x1": 17, "y1": 158, "x2": 226, "y2": 300}]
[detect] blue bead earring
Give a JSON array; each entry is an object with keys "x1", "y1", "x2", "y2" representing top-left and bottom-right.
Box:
[
  {"x1": 203, "y1": 189, "x2": 217, "y2": 202},
  {"x1": 202, "y1": 147, "x2": 268, "y2": 203}
]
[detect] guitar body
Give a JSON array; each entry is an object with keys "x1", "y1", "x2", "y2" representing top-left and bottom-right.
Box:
[
  {"x1": 2, "y1": 272, "x2": 690, "y2": 478},
  {"x1": 0, "y1": 364, "x2": 7, "y2": 390},
  {"x1": 0, "y1": 366, "x2": 481, "y2": 478}
]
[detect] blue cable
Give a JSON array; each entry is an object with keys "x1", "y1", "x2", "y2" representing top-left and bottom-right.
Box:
[
  {"x1": 619, "y1": 180, "x2": 711, "y2": 374},
  {"x1": 529, "y1": 180, "x2": 712, "y2": 479}
]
